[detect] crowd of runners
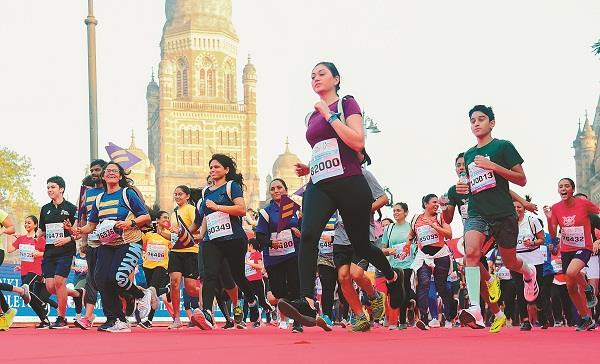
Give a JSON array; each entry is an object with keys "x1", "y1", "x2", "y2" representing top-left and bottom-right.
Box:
[{"x1": 0, "y1": 62, "x2": 599, "y2": 333}]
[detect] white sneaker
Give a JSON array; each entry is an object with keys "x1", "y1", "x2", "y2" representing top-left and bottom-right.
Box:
[
  {"x1": 429, "y1": 319, "x2": 441, "y2": 328},
  {"x1": 459, "y1": 306, "x2": 485, "y2": 329},
  {"x1": 135, "y1": 288, "x2": 153, "y2": 320},
  {"x1": 444, "y1": 321, "x2": 453, "y2": 329},
  {"x1": 106, "y1": 319, "x2": 131, "y2": 333},
  {"x1": 278, "y1": 320, "x2": 289, "y2": 330}
]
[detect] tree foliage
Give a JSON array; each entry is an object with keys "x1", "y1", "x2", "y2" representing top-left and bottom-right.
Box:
[
  {"x1": 0, "y1": 146, "x2": 39, "y2": 221},
  {"x1": 593, "y1": 39, "x2": 600, "y2": 57}
]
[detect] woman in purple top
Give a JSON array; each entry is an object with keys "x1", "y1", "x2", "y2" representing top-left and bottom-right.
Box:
[{"x1": 278, "y1": 62, "x2": 404, "y2": 330}]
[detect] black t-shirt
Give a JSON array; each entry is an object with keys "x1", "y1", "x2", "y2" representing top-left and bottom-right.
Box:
[{"x1": 39, "y1": 199, "x2": 77, "y2": 258}]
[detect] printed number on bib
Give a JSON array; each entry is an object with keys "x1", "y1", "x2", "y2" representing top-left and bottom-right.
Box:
[
  {"x1": 96, "y1": 220, "x2": 121, "y2": 244},
  {"x1": 416, "y1": 225, "x2": 439, "y2": 247},
  {"x1": 496, "y1": 267, "x2": 511, "y2": 280},
  {"x1": 88, "y1": 229, "x2": 99, "y2": 241},
  {"x1": 310, "y1": 138, "x2": 344, "y2": 184},
  {"x1": 392, "y1": 243, "x2": 408, "y2": 261},
  {"x1": 319, "y1": 239, "x2": 333, "y2": 255},
  {"x1": 19, "y1": 244, "x2": 35, "y2": 263},
  {"x1": 269, "y1": 229, "x2": 295, "y2": 256},
  {"x1": 45, "y1": 223, "x2": 65, "y2": 245},
  {"x1": 560, "y1": 226, "x2": 585, "y2": 248},
  {"x1": 206, "y1": 211, "x2": 233, "y2": 240},
  {"x1": 468, "y1": 160, "x2": 496, "y2": 194},
  {"x1": 147, "y1": 244, "x2": 166, "y2": 262}
]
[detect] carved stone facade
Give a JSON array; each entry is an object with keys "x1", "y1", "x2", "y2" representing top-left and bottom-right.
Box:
[{"x1": 573, "y1": 94, "x2": 600, "y2": 204}]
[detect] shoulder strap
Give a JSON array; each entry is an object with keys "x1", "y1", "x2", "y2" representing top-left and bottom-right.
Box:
[
  {"x1": 259, "y1": 208, "x2": 269, "y2": 223},
  {"x1": 337, "y1": 95, "x2": 347, "y2": 125},
  {"x1": 528, "y1": 216, "x2": 537, "y2": 235},
  {"x1": 122, "y1": 187, "x2": 132, "y2": 211},
  {"x1": 385, "y1": 223, "x2": 396, "y2": 242},
  {"x1": 304, "y1": 112, "x2": 313, "y2": 127},
  {"x1": 95, "y1": 192, "x2": 104, "y2": 211},
  {"x1": 201, "y1": 186, "x2": 209, "y2": 201},
  {"x1": 226, "y1": 180, "x2": 233, "y2": 201},
  {"x1": 410, "y1": 214, "x2": 420, "y2": 236}
]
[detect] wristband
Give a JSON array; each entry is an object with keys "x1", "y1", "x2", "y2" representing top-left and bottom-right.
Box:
[{"x1": 327, "y1": 112, "x2": 341, "y2": 124}]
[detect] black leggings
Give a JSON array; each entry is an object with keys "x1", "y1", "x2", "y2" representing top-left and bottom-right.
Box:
[
  {"x1": 399, "y1": 268, "x2": 416, "y2": 324},
  {"x1": 499, "y1": 279, "x2": 516, "y2": 321},
  {"x1": 318, "y1": 264, "x2": 336, "y2": 318},
  {"x1": 201, "y1": 238, "x2": 256, "y2": 311},
  {"x1": 265, "y1": 256, "x2": 300, "y2": 301},
  {"x1": 143, "y1": 266, "x2": 169, "y2": 321},
  {"x1": 247, "y1": 280, "x2": 272, "y2": 313},
  {"x1": 551, "y1": 283, "x2": 573, "y2": 325},
  {"x1": 21, "y1": 273, "x2": 51, "y2": 321},
  {"x1": 84, "y1": 245, "x2": 99, "y2": 306},
  {"x1": 299, "y1": 176, "x2": 394, "y2": 298}
]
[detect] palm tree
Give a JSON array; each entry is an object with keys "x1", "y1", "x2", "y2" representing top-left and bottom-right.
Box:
[{"x1": 593, "y1": 39, "x2": 600, "y2": 56}]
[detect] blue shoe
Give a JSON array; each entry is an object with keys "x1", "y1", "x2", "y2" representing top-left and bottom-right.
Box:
[{"x1": 316, "y1": 314, "x2": 333, "y2": 332}]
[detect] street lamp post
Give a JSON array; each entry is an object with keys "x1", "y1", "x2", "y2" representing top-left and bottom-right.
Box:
[{"x1": 85, "y1": 0, "x2": 99, "y2": 160}]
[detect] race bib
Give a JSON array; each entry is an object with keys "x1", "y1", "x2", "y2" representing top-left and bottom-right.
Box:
[
  {"x1": 516, "y1": 227, "x2": 535, "y2": 252},
  {"x1": 96, "y1": 220, "x2": 121, "y2": 244},
  {"x1": 74, "y1": 258, "x2": 87, "y2": 270},
  {"x1": 459, "y1": 204, "x2": 468, "y2": 221},
  {"x1": 310, "y1": 138, "x2": 344, "y2": 184},
  {"x1": 245, "y1": 252, "x2": 257, "y2": 277},
  {"x1": 540, "y1": 245, "x2": 549, "y2": 260},
  {"x1": 269, "y1": 229, "x2": 295, "y2": 256},
  {"x1": 416, "y1": 225, "x2": 439, "y2": 247},
  {"x1": 551, "y1": 260, "x2": 562, "y2": 274},
  {"x1": 147, "y1": 244, "x2": 166, "y2": 262},
  {"x1": 468, "y1": 160, "x2": 496, "y2": 194},
  {"x1": 560, "y1": 226, "x2": 585, "y2": 248},
  {"x1": 88, "y1": 229, "x2": 99, "y2": 241},
  {"x1": 496, "y1": 267, "x2": 511, "y2": 280},
  {"x1": 206, "y1": 212, "x2": 233, "y2": 240},
  {"x1": 392, "y1": 243, "x2": 408, "y2": 261},
  {"x1": 19, "y1": 244, "x2": 35, "y2": 263},
  {"x1": 319, "y1": 238, "x2": 333, "y2": 255},
  {"x1": 45, "y1": 223, "x2": 65, "y2": 245}
]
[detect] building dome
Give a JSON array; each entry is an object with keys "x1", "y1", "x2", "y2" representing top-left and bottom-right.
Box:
[
  {"x1": 272, "y1": 139, "x2": 300, "y2": 177},
  {"x1": 146, "y1": 71, "x2": 159, "y2": 98},
  {"x1": 243, "y1": 55, "x2": 257, "y2": 81}
]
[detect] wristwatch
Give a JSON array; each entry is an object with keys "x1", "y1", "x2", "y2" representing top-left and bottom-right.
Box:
[{"x1": 130, "y1": 220, "x2": 137, "y2": 228}]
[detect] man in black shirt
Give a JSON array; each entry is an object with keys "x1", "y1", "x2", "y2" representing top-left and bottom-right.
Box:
[{"x1": 39, "y1": 176, "x2": 84, "y2": 329}]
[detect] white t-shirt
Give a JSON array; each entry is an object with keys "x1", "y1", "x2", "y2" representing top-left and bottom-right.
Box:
[{"x1": 516, "y1": 216, "x2": 544, "y2": 265}]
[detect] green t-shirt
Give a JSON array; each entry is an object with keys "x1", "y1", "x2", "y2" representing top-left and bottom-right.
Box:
[
  {"x1": 464, "y1": 138, "x2": 524, "y2": 219},
  {"x1": 381, "y1": 222, "x2": 415, "y2": 269},
  {"x1": 447, "y1": 185, "x2": 469, "y2": 225}
]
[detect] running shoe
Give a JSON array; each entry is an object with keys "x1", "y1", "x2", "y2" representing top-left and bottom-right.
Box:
[
  {"x1": 36, "y1": 319, "x2": 51, "y2": 329},
  {"x1": 249, "y1": 301, "x2": 260, "y2": 323},
  {"x1": 74, "y1": 315, "x2": 95, "y2": 330},
  {"x1": 49, "y1": 315, "x2": 68, "y2": 330},
  {"x1": 138, "y1": 319, "x2": 153, "y2": 330},
  {"x1": 277, "y1": 298, "x2": 317, "y2": 327},
  {"x1": 388, "y1": 325, "x2": 399, "y2": 330},
  {"x1": 106, "y1": 319, "x2": 131, "y2": 333},
  {"x1": 459, "y1": 306, "x2": 485, "y2": 329},
  {"x1": 576, "y1": 317, "x2": 596, "y2": 331},
  {"x1": 169, "y1": 318, "x2": 184, "y2": 330},
  {"x1": 253, "y1": 321, "x2": 262, "y2": 328},
  {"x1": 222, "y1": 320, "x2": 235, "y2": 330},
  {"x1": 292, "y1": 321, "x2": 303, "y2": 333},
  {"x1": 351, "y1": 312, "x2": 371, "y2": 332},
  {"x1": 20, "y1": 284, "x2": 31, "y2": 305},
  {"x1": 398, "y1": 323, "x2": 408, "y2": 330},
  {"x1": 444, "y1": 321, "x2": 453, "y2": 329},
  {"x1": 0, "y1": 314, "x2": 7, "y2": 331},
  {"x1": 416, "y1": 320, "x2": 429, "y2": 330},
  {"x1": 554, "y1": 321, "x2": 563, "y2": 328},
  {"x1": 135, "y1": 288, "x2": 153, "y2": 320},
  {"x1": 428, "y1": 318, "x2": 440, "y2": 328},
  {"x1": 585, "y1": 284, "x2": 598, "y2": 308},
  {"x1": 278, "y1": 320, "x2": 289, "y2": 330},
  {"x1": 339, "y1": 319, "x2": 348, "y2": 328},
  {"x1": 523, "y1": 273, "x2": 539, "y2": 303},
  {"x1": 486, "y1": 275, "x2": 501, "y2": 304},
  {"x1": 385, "y1": 269, "x2": 405, "y2": 309},
  {"x1": 316, "y1": 314, "x2": 333, "y2": 332},
  {"x1": 233, "y1": 305, "x2": 245, "y2": 328},
  {"x1": 74, "y1": 288, "x2": 85, "y2": 314},
  {"x1": 192, "y1": 309, "x2": 214, "y2": 330},
  {"x1": 270, "y1": 309, "x2": 279, "y2": 323},
  {"x1": 489, "y1": 314, "x2": 507, "y2": 333},
  {"x1": 190, "y1": 309, "x2": 206, "y2": 330},
  {"x1": 520, "y1": 321, "x2": 532, "y2": 331},
  {"x1": 369, "y1": 291, "x2": 386, "y2": 322},
  {"x1": 98, "y1": 319, "x2": 116, "y2": 332}
]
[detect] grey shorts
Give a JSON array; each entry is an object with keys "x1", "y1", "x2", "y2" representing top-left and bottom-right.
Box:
[{"x1": 464, "y1": 214, "x2": 518, "y2": 249}]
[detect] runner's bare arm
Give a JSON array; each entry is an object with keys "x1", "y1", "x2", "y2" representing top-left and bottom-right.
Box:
[
  {"x1": 329, "y1": 114, "x2": 365, "y2": 152},
  {"x1": 510, "y1": 190, "x2": 537, "y2": 214},
  {"x1": 442, "y1": 205, "x2": 456, "y2": 224},
  {"x1": 0, "y1": 216, "x2": 15, "y2": 235},
  {"x1": 76, "y1": 222, "x2": 99, "y2": 235},
  {"x1": 372, "y1": 194, "x2": 388, "y2": 212},
  {"x1": 474, "y1": 156, "x2": 526, "y2": 186}
]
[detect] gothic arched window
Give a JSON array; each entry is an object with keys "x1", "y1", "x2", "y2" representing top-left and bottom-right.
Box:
[{"x1": 176, "y1": 58, "x2": 188, "y2": 98}]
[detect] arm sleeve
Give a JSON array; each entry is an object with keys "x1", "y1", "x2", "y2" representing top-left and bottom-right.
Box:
[
  {"x1": 12, "y1": 237, "x2": 21, "y2": 249},
  {"x1": 586, "y1": 200, "x2": 600, "y2": 215},
  {"x1": 194, "y1": 205, "x2": 204, "y2": 227},
  {"x1": 502, "y1": 140, "x2": 524, "y2": 170},
  {"x1": 127, "y1": 188, "x2": 149, "y2": 217},
  {"x1": 549, "y1": 206, "x2": 559, "y2": 228},
  {"x1": 68, "y1": 203, "x2": 78, "y2": 225},
  {"x1": 364, "y1": 170, "x2": 385, "y2": 200},
  {"x1": 39, "y1": 207, "x2": 46, "y2": 232},
  {"x1": 533, "y1": 217, "x2": 543, "y2": 234},
  {"x1": 341, "y1": 96, "x2": 362, "y2": 118},
  {"x1": 230, "y1": 182, "x2": 243, "y2": 200}
]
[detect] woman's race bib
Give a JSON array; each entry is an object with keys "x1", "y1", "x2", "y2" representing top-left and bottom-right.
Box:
[
  {"x1": 416, "y1": 225, "x2": 439, "y2": 247},
  {"x1": 96, "y1": 220, "x2": 121, "y2": 244},
  {"x1": 468, "y1": 160, "x2": 496, "y2": 194},
  {"x1": 147, "y1": 244, "x2": 166, "y2": 262},
  {"x1": 310, "y1": 138, "x2": 344, "y2": 184},
  {"x1": 392, "y1": 243, "x2": 408, "y2": 261},
  {"x1": 245, "y1": 252, "x2": 257, "y2": 277},
  {"x1": 497, "y1": 266, "x2": 511, "y2": 280},
  {"x1": 19, "y1": 244, "x2": 35, "y2": 263},
  {"x1": 318, "y1": 237, "x2": 333, "y2": 255},
  {"x1": 45, "y1": 223, "x2": 65, "y2": 245},
  {"x1": 551, "y1": 260, "x2": 562, "y2": 274},
  {"x1": 88, "y1": 229, "x2": 99, "y2": 241},
  {"x1": 560, "y1": 226, "x2": 585, "y2": 248},
  {"x1": 206, "y1": 212, "x2": 233, "y2": 240},
  {"x1": 516, "y1": 227, "x2": 535, "y2": 252},
  {"x1": 269, "y1": 229, "x2": 295, "y2": 256}
]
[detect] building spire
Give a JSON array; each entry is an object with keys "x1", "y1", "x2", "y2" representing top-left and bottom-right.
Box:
[
  {"x1": 284, "y1": 137, "x2": 290, "y2": 153},
  {"x1": 151, "y1": 67, "x2": 155, "y2": 82},
  {"x1": 130, "y1": 129, "x2": 136, "y2": 149}
]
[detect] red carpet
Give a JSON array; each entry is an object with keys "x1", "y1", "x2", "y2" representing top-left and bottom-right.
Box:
[{"x1": 2, "y1": 325, "x2": 599, "y2": 363}]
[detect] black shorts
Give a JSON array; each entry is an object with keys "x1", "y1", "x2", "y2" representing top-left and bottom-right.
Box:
[
  {"x1": 42, "y1": 255, "x2": 72, "y2": 278},
  {"x1": 465, "y1": 214, "x2": 518, "y2": 249},
  {"x1": 333, "y1": 244, "x2": 360, "y2": 269},
  {"x1": 561, "y1": 249, "x2": 592, "y2": 273},
  {"x1": 168, "y1": 251, "x2": 199, "y2": 278}
]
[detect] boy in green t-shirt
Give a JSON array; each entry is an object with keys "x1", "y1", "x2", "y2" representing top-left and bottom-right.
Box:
[{"x1": 456, "y1": 105, "x2": 539, "y2": 331}]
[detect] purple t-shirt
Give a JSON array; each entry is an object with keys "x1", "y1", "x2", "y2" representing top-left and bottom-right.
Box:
[{"x1": 305, "y1": 96, "x2": 363, "y2": 183}]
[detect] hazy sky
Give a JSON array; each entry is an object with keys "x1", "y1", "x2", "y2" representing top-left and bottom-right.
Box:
[{"x1": 1, "y1": 0, "x2": 599, "y2": 233}]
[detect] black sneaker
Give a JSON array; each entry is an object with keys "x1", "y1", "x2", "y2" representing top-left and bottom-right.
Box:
[
  {"x1": 49, "y1": 316, "x2": 69, "y2": 330},
  {"x1": 386, "y1": 269, "x2": 405, "y2": 309},
  {"x1": 138, "y1": 319, "x2": 152, "y2": 330},
  {"x1": 249, "y1": 302, "x2": 260, "y2": 323},
  {"x1": 222, "y1": 320, "x2": 235, "y2": 330},
  {"x1": 74, "y1": 288, "x2": 85, "y2": 314},
  {"x1": 576, "y1": 317, "x2": 596, "y2": 331},
  {"x1": 278, "y1": 298, "x2": 317, "y2": 327},
  {"x1": 98, "y1": 319, "x2": 116, "y2": 332},
  {"x1": 36, "y1": 319, "x2": 51, "y2": 329},
  {"x1": 520, "y1": 321, "x2": 532, "y2": 331},
  {"x1": 292, "y1": 322, "x2": 303, "y2": 333}
]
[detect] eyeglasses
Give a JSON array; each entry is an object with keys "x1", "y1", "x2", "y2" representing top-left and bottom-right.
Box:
[{"x1": 104, "y1": 169, "x2": 120, "y2": 174}]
